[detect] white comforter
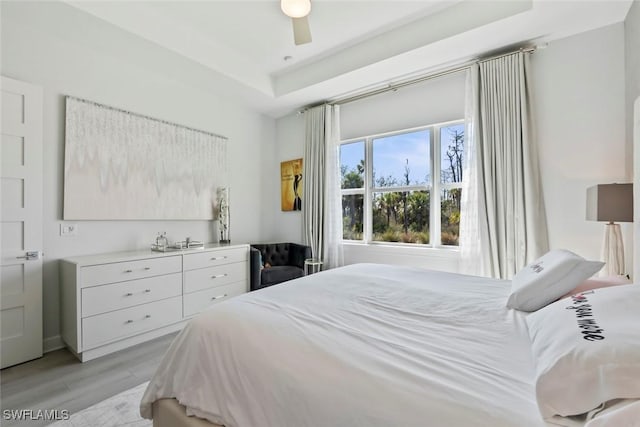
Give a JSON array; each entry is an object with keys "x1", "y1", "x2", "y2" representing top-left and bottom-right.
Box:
[{"x1": 141, "y1": 263, "x2": 548, "y2": 427}]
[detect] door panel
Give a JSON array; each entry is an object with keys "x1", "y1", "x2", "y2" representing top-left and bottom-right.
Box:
[
  {"x1": 1, "y1": 134, "x2": 24, "y2": 169},
  {"x1": 1, "y1": 263, "x2": 25, "y2": 296},
  {"x1": 1, "y1": 76, "x2": 43, "y2": 369}
]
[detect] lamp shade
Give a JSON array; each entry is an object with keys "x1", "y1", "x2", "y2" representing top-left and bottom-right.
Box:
[
  {"x1": 281, "y1": 0, "x2": 311, "y2": 18},
  {"x1": 586, "y1": 183, "x2": 633, "y2": 222}
]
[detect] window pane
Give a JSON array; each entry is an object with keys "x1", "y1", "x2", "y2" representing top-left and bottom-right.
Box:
[
  {"x1": 342, "y1": 194, "x2": 363, "y2": 240},
  {"x1": 440, "y1": 124, "x2": 464, "y2": 183},
  {"x1": 373, "y1": 130, "x2": 430, "y2": 187},
  {"x1": 340, "y1": 141, "x2": 365, "y2": 189},
  {"x1": 441, "y1": 188, "x2": 461, "y2": 246},
  {"x1": 372, "y1": 191, "x2": 429, "y2": 244}
]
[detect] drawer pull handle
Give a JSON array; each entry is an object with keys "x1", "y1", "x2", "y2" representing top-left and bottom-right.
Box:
[
  {"x1": 144, "y1": 289, "x2": 151, "y2": 293},
  {"x1": 210, "y1": 256, "x2": 227, "y2": 261},
  {"x1": 144, "y1": 267, "x2": 151, "y2": 271},
  {"x1": 211, "y1": 274, "x2": 228, "y2": 279},
  {"x1": 125, "y1": 292, "x2": 133, "y2": 297},
  {"x1": 211, "y1": 293, "x2": 228, "y2": 301},
  {"x1": 125, "y1": 269, "x2": 133, "y2": 273},
  {"x1": 125, "y1": 320, "x2": 133, "y2": 324}
]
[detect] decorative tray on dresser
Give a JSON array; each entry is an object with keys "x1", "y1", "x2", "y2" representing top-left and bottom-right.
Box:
[{"x1": 60, "y1": 243, "x2": 249, "y2": 362}]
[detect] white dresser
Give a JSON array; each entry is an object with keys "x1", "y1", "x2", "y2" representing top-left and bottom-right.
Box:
[{"x1": 61, "y1": 244, "x2": 249, "y2": 362}]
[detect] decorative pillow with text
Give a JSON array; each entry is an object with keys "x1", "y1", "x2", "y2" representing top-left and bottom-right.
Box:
[
  {"x1": 526, "y1": 285, "x2": 640, "y2": 420},
  {"x1": 507, "y1": 249, "x2": 603, "y2": 311}
]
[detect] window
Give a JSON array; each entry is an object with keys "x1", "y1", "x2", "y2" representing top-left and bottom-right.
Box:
[{"x1": 339, "y1": 121, "x2": 464, "y2": 247}]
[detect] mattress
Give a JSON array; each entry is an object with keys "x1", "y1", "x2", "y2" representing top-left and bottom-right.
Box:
[{"x1": 141, "y1": 263, "x2": 560, "y2": 426}]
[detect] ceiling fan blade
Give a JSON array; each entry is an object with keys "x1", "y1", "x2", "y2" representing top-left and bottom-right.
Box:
[{"x1": 292, "y1": 16, "x2": 312, "y2": 45}]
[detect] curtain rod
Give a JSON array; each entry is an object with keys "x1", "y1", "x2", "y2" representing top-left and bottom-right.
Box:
[
  {"x1": 66, "y1": 96, "x2": 229, "y2": 141},
  {"x1": 326, "y1": 46, "x2": 537, "y2": 107}
]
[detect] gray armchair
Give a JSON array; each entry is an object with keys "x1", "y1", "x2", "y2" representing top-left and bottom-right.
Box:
[{"x1": 250, "y1": 243, "x2": 312, "y2": 291}]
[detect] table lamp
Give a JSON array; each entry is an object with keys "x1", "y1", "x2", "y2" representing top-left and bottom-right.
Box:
[{"x1": 586, "y1": 183, "x2": 634, "y2": 276}]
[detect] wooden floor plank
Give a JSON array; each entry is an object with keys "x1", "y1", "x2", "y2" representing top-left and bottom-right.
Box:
[{"x1": 0, "y1": 333, "x2": 176, "y2": 427}]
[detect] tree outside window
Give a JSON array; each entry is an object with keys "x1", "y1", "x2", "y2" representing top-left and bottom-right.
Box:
[
  {"x1": 340, "y1": 141, "x2": 364, "y2": 241},
  {"x1": 440, "y1": 124, "x2": 464, "y2": 245}
]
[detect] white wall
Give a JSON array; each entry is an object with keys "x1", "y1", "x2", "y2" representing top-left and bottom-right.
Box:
[
  {"x1": 625, "y1": 1, "x2": 640, "y2": 177},
  {"x1": 273, "y1": 23, "x2": 630, "y2": 276},
  {"x1": 625, "y1": 1, "x2": 640, "y2": 281},
  {"x1": 532, "y1": 23, "x2": 630, "y2": 272},
  {"x1": 258, "y1": 113, "x2": 306, "y2": 244},
  {"x1": 342, "y1": 244, "x2": 460, "y2": 272},
  {"x1": 1, "y1": 1, "x2": 275, "y2": 346}
]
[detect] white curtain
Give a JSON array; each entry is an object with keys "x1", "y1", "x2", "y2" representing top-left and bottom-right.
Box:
[
  {"x1": 302, "y1": 104, "x2": 343, "y2": 269},
  {"x1": 460, "y1": 52, "x2": 549, "y2": 279},
  {"x1": 460, "y1": 67, "x2": 489, "y2": 277}
]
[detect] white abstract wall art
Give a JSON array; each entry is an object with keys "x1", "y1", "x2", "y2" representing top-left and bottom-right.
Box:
[{"x1": 63, "y1": 97, "x2": 228, "y2": 220}]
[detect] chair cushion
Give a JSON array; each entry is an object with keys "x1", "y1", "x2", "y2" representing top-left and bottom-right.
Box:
[
  {"x1": 253, "y1": 243, "x2": 291, "y2": 267},
  {"x1": 261, "y1": 266, "x2": 304, "y2": 287}
]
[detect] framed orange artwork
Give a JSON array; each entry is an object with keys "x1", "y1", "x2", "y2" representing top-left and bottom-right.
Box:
[{"x1": 281, "y1": 158, "x2": 303, "y2": 211}]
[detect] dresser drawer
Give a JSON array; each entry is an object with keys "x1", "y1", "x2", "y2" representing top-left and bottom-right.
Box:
[
  {"x1": 82, "y1": 296, "x2": 182, "y2": 350},
  {"x1": 183, "y1": 281, "x2": 246, "y2": 317},
  {"x1": 80, "y1": 256, "x2": 182, "y2": 288},
  {"x1": 184, "y1": 261, "x2": 247, "y2": 294},
  {"x1": 183, "y1": 247, "x2": 247, "y2": 271},
  {"x1": 81, "y1": 273, "x2": 182, "y2": 318}
]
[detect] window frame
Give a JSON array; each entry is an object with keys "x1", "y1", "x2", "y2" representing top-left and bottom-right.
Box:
[{"x1": 339, "y1": 119, "x2": 464, "y2": 249}]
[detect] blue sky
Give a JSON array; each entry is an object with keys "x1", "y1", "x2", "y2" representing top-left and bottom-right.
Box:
[
  {"x1": 340, "y1": 124, "x2": 464, "y2": 186},
  {"x1": 373, "y1": 130, "x2": 430, "y2": 185}
]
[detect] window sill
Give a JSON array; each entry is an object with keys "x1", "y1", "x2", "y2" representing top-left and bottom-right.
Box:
[{"x1": 341, "y1": 241, "x2": 460, "y2": 259}]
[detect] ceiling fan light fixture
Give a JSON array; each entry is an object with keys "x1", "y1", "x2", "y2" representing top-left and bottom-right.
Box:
[{"x1": 281, "y1": 0, "x2": 311, "y2": 18}]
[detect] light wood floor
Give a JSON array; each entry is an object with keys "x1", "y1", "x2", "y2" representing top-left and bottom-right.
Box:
[{"x1": 0, "y1": 333, "x2": 177, "y2": 427}]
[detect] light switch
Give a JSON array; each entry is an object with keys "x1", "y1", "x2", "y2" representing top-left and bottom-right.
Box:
[{"x1": 60, "y1": 223, "x2": 78, "y2": 236}]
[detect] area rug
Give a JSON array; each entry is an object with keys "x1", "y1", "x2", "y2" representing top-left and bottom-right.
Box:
[{"x1": 49, "y1": 382, "x2": 150, "y2": 427}]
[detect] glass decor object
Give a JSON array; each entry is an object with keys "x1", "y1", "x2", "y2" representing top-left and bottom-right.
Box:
[{"x1": 217, "y1": 187, "x2": 230, "y2": 244}]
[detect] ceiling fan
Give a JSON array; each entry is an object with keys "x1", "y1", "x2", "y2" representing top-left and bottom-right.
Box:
[{"x1": 281, "y1": 0, "x2": 312, "y2": 45}]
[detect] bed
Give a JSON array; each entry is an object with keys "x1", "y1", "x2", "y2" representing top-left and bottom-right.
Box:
[{"x1": 140, "y1": 262, "x2": 640, "y2": 427}]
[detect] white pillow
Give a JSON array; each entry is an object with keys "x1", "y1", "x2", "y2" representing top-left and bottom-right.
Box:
[
  {"x1": 526, "y1": 285, "x2": 640, "y2": 420},
  {"x1": 507, "y1": 249, "x2": 603, "y2": 311}
]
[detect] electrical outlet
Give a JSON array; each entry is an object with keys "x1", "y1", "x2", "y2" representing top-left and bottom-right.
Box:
[{"x1": 60, "y1": 223, "x2": 78, "y2": 236}]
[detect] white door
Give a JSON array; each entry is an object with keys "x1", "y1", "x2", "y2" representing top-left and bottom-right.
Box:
[{"x1": 1, "y1": 76, "x2": 43, "y2": 368}]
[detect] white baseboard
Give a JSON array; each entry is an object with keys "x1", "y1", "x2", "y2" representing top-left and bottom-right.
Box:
[{"x1": 43, "y1": 335, "x2": 65, "y2": 353}]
